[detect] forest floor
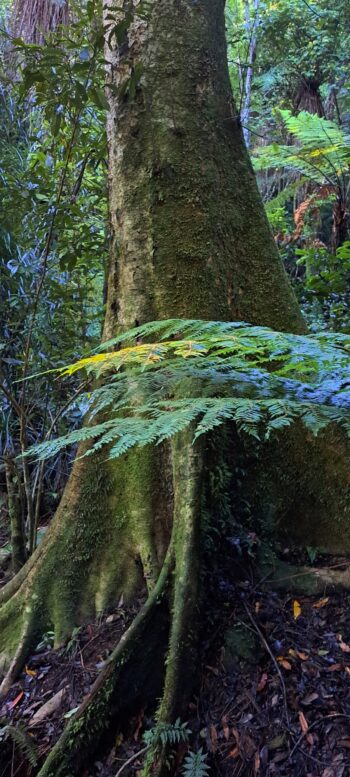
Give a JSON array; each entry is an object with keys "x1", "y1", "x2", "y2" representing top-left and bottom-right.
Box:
[{"x1": 1, "y1": 560, "x2": 350, "y2": 777}]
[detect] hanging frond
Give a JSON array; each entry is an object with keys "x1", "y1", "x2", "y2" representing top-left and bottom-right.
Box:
[
  {"x1": 253, "y1": 110, "x2": 350, "y2": 185},
  {"x1": 23, "y1": 319, "x2": 350, "y2": 463}
]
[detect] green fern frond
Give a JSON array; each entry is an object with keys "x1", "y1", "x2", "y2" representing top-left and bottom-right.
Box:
[
  {"x1": 22, "y1": 320, "x2": 350, "y2": 464},
  {"x1": 143, "y1": 719, "x2": 191, "y2": 750},
  {"x1": 253, "y1": 110, "x2": 350, "y2": 185},
  {"x1": 182, "y1": 749, "x2": 209, "y2": 777},
  {"x1": 5, "y1": 725, "x2": 38, "y2": 767}
]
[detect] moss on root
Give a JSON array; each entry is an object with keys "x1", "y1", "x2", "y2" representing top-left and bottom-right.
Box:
[
  {"x1": 0, "y1": 443, "x2": 170, "y2": 687},
  {"x1": 35, "y1": 545, "x2": 174, "y2": 777}
]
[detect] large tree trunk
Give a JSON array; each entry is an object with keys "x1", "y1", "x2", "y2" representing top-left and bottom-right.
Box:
[{"x1": 0, "y1": 1, "x2": 349, "y2": 773}]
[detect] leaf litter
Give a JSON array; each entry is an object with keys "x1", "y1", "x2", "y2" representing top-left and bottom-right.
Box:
[{"x1": 1, "y1": 584, "x2": 350, "y2": 776}]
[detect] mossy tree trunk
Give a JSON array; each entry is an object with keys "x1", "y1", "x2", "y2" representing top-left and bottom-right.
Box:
[{"x1": 0, "y1": 1, "x2": 349, "y2": 773}]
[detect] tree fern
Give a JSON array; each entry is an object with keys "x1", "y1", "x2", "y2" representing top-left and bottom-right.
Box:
[
  {"x1": 23, "y1": 319, "x2": 350, "y2": 463},
  {"x1": 253, "y1": 110, "x2": 350, "y2": 185}
]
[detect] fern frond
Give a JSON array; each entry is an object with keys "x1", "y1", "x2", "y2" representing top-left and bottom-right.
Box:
[
  {"x1": 5, "y1": 725, "x2": 38, "y2": 767},
  {"x1": 22, "y1": 320, "x2": 350, "y2": 464},
  {"x1": 253, "y1": 110, "x2": 350, "y2": 186},
  {"x1": 182, "y1": 749, "x2": 209, "y2": 777}
]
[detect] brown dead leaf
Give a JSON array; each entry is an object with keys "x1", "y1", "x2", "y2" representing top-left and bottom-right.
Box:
[
  {"x1": 227, "y1": 747, "x2": 240, "y2": 759},
  {"x1": 338, "y1": 739, "x2": 350, "y2": 749},
  {"x1": 254, "y1": 751, "x2": 260, "y2": 773},
  {"x1": 255, "y1": 601, "x2": 261, "y2": 614},
  {"x1": 231, "y1": 727, "x2": 240, "y2": 743},
  {"x1": 257, "y1": 672, "x2": 268, "y2": 692},
  {"x1": 277, "y1": 657, "x2": 292, "y2": 670},
  {"x1": 221, "y1": 716, "x2": 230, "y2": 741},
  {"x1": 296, "y1": 651, "x2": 309, "y2": 661},
  {"x1": 313, "y1": 597, "x2": 329, "y2": 609},
  {"x1": 327, "y1": 663, "x2": 342, "y2": 672},
  {"x1": 299, "y1": 711, "x2": 309, "y2": 734},
  {"x1": 337, "y1": 635, "x2": 350, "y2": 653},
  {"x1": 29, "y1": 687, "x2": 67, "y2": 725},
  {"x1": 209, "y1": 724, "x2": 218, "y2": 753}
]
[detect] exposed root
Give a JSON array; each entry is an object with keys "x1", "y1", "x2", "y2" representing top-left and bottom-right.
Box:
[
  {"x1": 258, "y1": 549, "x2": 350, "y2": 593},
  {"x1": 0, "y1": 619, "x2": 33, "y2": 699},
  {"x1": 35, "y1": 431, "x2": 204, "y2": 777},
  {"x1": 158, "y1": 433, "x2": 203, "y2": 724},
  {"x1": 35, "y1": 544, "x2": 174, "y2": 777}
]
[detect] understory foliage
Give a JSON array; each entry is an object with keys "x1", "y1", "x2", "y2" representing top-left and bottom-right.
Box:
[
  {"x1": 226, "y1": 1, "x2": 350, "y2": 331},
  {"x1": 0, "y1": 0, "x2": 145, "y2": 558},
  {"x1": 27, "y1": 319, "x2": 350, "y2": 463}
]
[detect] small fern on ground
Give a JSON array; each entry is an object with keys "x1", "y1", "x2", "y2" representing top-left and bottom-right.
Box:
[
  {"x1": 24, "y1": 319, "x2": 350, "y2": 463},
  {"x1": 141, "y1": 719, "x2": 191, "y2": 775},
  {"x1": 182, "y1": 749, "x2": 209, "y2": 777},
  {"x1": 143, "y1": 719, "x2": 191, "y2": 749},
  {"x1": 0, "y1": 725, "x2": 38, "y2": 767}
]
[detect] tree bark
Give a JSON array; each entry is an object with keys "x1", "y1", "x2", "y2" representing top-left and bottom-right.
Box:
[
  {"x1": 0, "y1": 1, "x2": 349, "y2": 773},
  {"x1": 241, "y1": 0, "x2": 260, "y2": 148}
]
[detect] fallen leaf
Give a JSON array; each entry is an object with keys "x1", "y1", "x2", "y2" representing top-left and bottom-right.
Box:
[
  {"x1": 338, "y1": 739, "x2": 350, "y2": 749},
  {"x1": 277, "y1": 657, "x2": 292, "y2": 670},
  {"x1": 302, "y1": 692, "x2": 319, "y2": 705},
  {"x1": 299, "y1": 711, "x2": 309, "y2": 734},
  {"x1": 327, "y1": 663, "x2": 342, "y2": 671},
  {"x1": 221, "y1": 716, "x2": 230, "y2": 741},
  {"x1": 255, "y1": 602, "x2": 261, "y2": 614},
  {"x1": 254, "y1": 751, "x2": 260, "y2": 773},
  {"x1": 9, "y1": 691, "x2": 24, "y2": 709},
  {"x1": 227, "y1": 747, "x2": 240, "y2": 758},
  {"x1": 25, "y1": 666, "x2": 37, "y2": 677},
  {"x1": 293, "y1": 600, "x2": 302, "y2": 619},
  {"x1": 268, "y1": 734, "x2": 286, "y2": 750},
  {"x1": 313, "y1": 597, "x2": 329, "y2": 609},
  {"x1": 29, "y1": 687, "x2": 67, "y2": 725},
  {"x1": 257, "y1": 672, "x2": 268, "y2": 692},
  {"x1": 296, "y1": 651, "x2": 309, "y2": 661},
  {"x1": 231, "y1": 727, "x2": 240, "y2": 742},
  {"x1": 209, "y1": 724, "x2": 218, "y2": 752},
  {"x1": 337, "y1": 635, "x2": 350, "y2": 653}
]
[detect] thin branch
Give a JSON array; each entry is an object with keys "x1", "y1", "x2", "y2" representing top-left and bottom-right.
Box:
[
  {"x1": 243, "y1": 601, "x2": 290, "y2": 728},
  {"x1": 114, "y1": 746, "x2": 149, "y2": 777}
]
